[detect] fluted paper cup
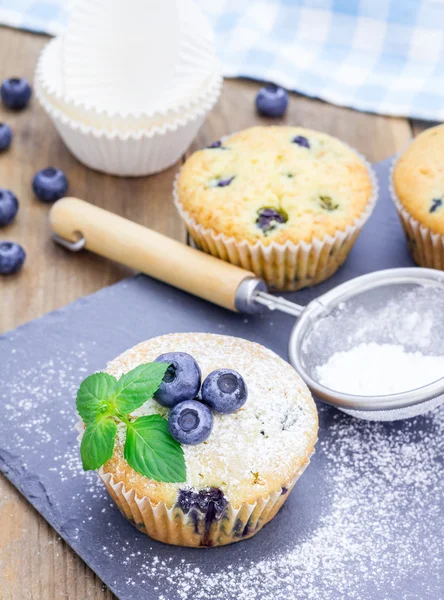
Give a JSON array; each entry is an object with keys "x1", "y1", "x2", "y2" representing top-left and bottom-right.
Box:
[
  {"x1": 98, "y1": 460, "x2": 311, "y2": 547},
  {"x1": 75, "y1": 418, "x2": 313, "y2": 547},
  {"x1": 36, "y1": 37, "x2": 222, "y2": 135},
  {"x1": 390, "y1": 154, "x2": 444, "y2": 270},
  {"x1": 174, "y1": 145, "x2": 379, "y2": 291},
  {"x1": 63, "y1": 0, "x2": 217, "y2": 119},
  {"x1": 37, "y1": 80, "x2": 215, "y2": 176}
]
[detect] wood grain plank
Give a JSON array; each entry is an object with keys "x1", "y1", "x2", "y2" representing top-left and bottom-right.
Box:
[
  {"x1": 410, "y1": 119, "x2": 440, "y2": 137},
  {"x1": 191, "y1": 79, "x2": 412, "y2": 163},
  {"x1": 0, "y1": 25, "x2": 417, "y2": 600}
]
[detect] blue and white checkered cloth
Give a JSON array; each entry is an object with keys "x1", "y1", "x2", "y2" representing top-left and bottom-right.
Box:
[{"x1": 1, "y1": 0, "x2": 444, "y2": 121}]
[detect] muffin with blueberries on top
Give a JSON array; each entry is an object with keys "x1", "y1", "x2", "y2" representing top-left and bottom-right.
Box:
[
  {"x1": 76, "y1": 332, "x2": 318, "y2": 547},
  {"x1": 175, "y1": 126, "x2": 376, "y2": 291},
  {"x1": 392, "y1": 124, "x2": 444, "y2": 269}
]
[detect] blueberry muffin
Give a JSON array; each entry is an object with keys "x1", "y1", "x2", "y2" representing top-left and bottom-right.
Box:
[
  {"x1": 176, "y1": 126, "x2": 376, "y2": 290},
  {"x1": 77, "y1": 333, "x2": 318, "y2": 547},
  {"x1": 392, "y1": 125, "x2": 444, "y2": 269}
]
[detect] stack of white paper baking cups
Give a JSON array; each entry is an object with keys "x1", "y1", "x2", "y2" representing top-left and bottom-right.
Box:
[{"x1": 35, "y1": 0, "x2": 222, "y2": 176}]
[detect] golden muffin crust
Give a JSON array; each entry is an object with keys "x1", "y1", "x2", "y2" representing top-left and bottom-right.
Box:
[
  {"x1": 177, "y1": 126, "x2": 373, "y2": 245},
  {"x1": 393, "y1": 124, "x2": 444, "y2": 235},
  {"x1": 102, "y1": 333, "x2": 318, "y2": 509}
]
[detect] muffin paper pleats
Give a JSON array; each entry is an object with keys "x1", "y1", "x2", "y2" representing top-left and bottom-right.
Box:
[
  {"x1": 390, "y1": 155, "x2": 444, "y2": 270},
  {"x1": 174, "y1": 149, "x2": 379, "y2": 291},
  {"x1": 98, "y1": 454, "x2": 312, "y2": 548}
]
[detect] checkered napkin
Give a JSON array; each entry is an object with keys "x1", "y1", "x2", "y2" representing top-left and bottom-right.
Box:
[{"x1": 1, "y1": 0, "x2": 444, "y2": 121}]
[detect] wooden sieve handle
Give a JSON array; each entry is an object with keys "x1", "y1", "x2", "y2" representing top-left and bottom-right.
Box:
[{"x1": 50, "y1": 197, "x2": 260, "y2": 312}]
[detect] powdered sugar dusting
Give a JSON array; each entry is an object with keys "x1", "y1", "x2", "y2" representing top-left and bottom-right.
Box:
[
  {"x1": 2, "y1": 329, "x2": 443, "y2": 599},
  {"x1": 108, "y1": 405, "x2": 443, "y2": 599},
  {"x1": 105, "y1": 333, "x2": 317, "y2": 504}
]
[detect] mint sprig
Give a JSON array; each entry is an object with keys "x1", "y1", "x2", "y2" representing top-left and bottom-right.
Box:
[{"x1": 76, "y1": 362, "x2": 186, "y2": 483}]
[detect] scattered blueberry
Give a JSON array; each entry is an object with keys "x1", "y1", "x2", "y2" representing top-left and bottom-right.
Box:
[
  {"x1": 207, "y1": 140, "x2": 222, "y2": 149},
  {"x1": 319, "y1": 195, "x2": 339, "y2": 211},
  {"x1": 216, "y1": 176, "x2": 235, "y2": 188},
  {"x1": 430, "y1": 198, "x2": 443, "y2": 213},
  {"x1": 201, "y1": 369, "x2": 247, "y2": 414},
  {"x1": 292, "y1": 135, "x2": 310, "y2": 149},
  {"x1": 0, "y1": 189, "x2": 19, "y2": 227},
  {"x1": 154, "y1": 352, "x2": 201, "y2": 408},
  {"x1": 168, "y1": 399, "x2": 213, "y2": 445},
  {"x1": 256, "y1": 84, "x2": 288, "y2": 118},
  {"x1": 0, "y1": 241, "x2": 26, "y2": 274},
  {"x1": 0, "y1": 123, "x2": 12, "y2": 151},
  {"x1": 32, "y1": 167, "x2": 69, "y2": 203},
  {"x1": 0, "y1": 78, "x2": 32, "y2": 110},
  {"x1": 256, "y1": 207, "x2": 288, "y2": 235}
]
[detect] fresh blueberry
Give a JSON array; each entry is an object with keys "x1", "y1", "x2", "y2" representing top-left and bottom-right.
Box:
[
  {"x1": 0, "y1": 78, "x2": 32, "y2": 110},
  {"x1": 32, "y1": 167, "x2": 69, "y2": 203},
  {"x1": 0, "y1": 123, "x2": 12, "y2": 151},
  {"x1": 292, "y1": 135, "x2": 310, "y2": 149},
  {"x1": 256, "y1": 207, "x2": 287, "y2": 235},
  {"x1": 0, "y1": 242, "x2": 26, "y2": 274},
  {"x1": 154, "y1": 352, "x2": 201, "y2": 408},
  {"x1": 168, "y1": 400, "x2": 213, "y2": 445},
  {"x1": 0, "y1": 189, "x2": 19, "y2": 227},
  {"x1": 256, "y1": 85, "x2": 288, "y2": 118},
  {"x1": 201, "y1": 369, "x2": 247, "y2": 414}
]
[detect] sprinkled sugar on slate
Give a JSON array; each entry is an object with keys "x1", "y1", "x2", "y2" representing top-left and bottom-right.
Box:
[{"x1": 0, "y1": 161, "x2": 442, "y2": 599}]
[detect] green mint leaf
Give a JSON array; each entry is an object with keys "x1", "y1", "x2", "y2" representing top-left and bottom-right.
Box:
[
  {"x1": 76, "y1": 372, "x2": 117, "y2": 423},
  {"x1": 124, "y1": 415, "x2": 186, "y2": 483},
  {"x1": 80, "y1": 415, "x2": 117, "y2": 471},
  {"x1": 114, "y1": 363, "x2": 169, "y2": 415}
]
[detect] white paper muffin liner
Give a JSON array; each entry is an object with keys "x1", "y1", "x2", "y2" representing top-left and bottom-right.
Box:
[
  {"x1": 75, "y1": 419, "x2": 312, "y2": 547},
  {"x1": 390, "y1": 154, "x2": 444, "y2": 270},
  {"x1": 62, "y1": 0, "x2": 217, "y2": 119},
  {"x1": 97, "y1": 458, "x2": 312, "y2": 547},
  {"x1": 35, "y1": 74, "x2": 221, "y2": 177},
  {"x1": 36, "y1": 37, "x2": 222, "y2": 135},
  {"x1": 174, "y1": 143, "x2": 379, "y2": 291}
]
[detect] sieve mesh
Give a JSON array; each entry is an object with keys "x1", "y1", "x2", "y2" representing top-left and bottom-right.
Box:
[{"x1": 291, "y1": 275, "x2": 444, "y2": 421}]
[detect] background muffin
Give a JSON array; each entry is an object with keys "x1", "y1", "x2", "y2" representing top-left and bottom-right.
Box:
[
  {"x1": 83, "y1": 333, "x2": 318, "y2": 547},
  {"x1": 176, "y1": 126, "x2": 376, "y2": 290},
  {"x1": 392, "y1": 124, "x2": 444, "y2": 269}
]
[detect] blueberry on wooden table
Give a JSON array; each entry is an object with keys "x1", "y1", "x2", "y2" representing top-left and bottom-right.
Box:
[
  {"x1": 0, "y1": 189, "x2": 19, "y2": 227},
  {"x1": 154, "y1": 352, "x2": 202, "y2": 408},
  {"x1": 0, "y1": 123, "x2": 12, "y2": 151},
  {"x1": 201, "y1": 369, "x2": 248, "y2": 414},
  {"x1": 256, "y1": 84, "x2": 288, "y2": 117},
  {"x1": 32, "y1": 167, "x2": 69, "y2": 203},
  {"x1": 0, "y1": 241, "x2": 26, "y2": 274},
  {"x1": 0, "y1": 78, "x2": 32, "y2": 110},
  {"x1": 168, "y1": 400, "x2": 213, "y2": 445}
]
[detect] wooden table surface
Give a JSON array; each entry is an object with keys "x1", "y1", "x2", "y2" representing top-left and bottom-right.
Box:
[{"x1": 0, "y1": 26, "x2": 436, "y2": 600}]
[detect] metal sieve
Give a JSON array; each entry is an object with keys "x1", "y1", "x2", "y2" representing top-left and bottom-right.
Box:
[{"x1": 50, "y1": 198, "x2": 444, "y2": 422}]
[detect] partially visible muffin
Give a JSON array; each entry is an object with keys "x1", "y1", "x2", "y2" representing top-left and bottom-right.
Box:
[
  {"x1": 176, "y1": 126, "x2": 376, "y2": 290},
  {"x1": 392, "y1": 125, "x2": 444, "y2": 268},
  {"x1": 96, "y1": 333, "x2": 318, "y2": 547}
]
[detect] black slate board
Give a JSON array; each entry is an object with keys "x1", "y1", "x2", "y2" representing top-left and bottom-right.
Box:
[{"x1": 1, "y1": 160, "x2": 443, "y2": 600}]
